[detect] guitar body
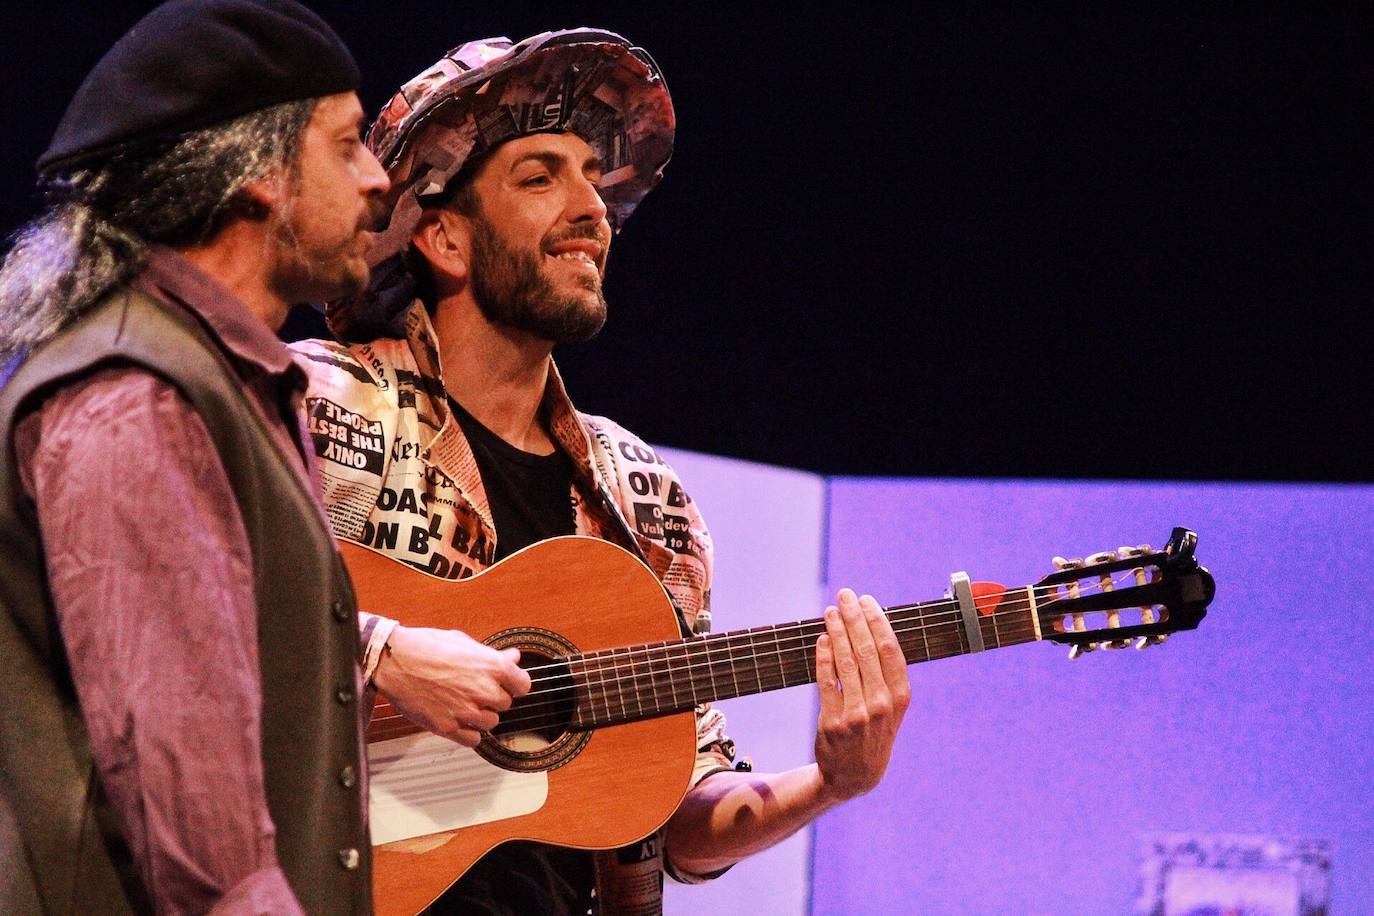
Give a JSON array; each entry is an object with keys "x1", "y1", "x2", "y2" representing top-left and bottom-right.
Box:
[{"x1": 342, "y1": 537, "x2": 698, "y2": 916}]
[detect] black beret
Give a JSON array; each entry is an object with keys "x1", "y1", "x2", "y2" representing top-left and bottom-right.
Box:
[{"x1": 37, "y1": 0, "x2": 360, "y2": 177}]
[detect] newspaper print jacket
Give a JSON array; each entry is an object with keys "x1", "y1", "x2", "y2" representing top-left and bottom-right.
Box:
[{"x1": 289, "y1": 304, "x2": 736, "y2": 881}]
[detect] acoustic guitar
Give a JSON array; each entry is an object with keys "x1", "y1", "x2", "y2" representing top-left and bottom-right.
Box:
[{"x1": 346, "y1": 526, "x2": 1214, "y2": 915}]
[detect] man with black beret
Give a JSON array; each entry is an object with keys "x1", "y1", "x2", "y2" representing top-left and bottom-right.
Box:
[{"x1": 0, "y1": 1, "x2": 388, "y2": 912}]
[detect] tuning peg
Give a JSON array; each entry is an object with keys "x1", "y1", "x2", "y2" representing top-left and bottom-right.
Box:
[
  {"x1": 1051, "y1": 557, "x2": 1089, "y2": 638},
  {"x1": 1085, "y1": 550, "x2": 1132, "y2": 648},
  {"x1": 1117, "y1": 544, "x2": 1166, "y2": 643},
  {"x1": 1068, "y1": 642, "x2": 1097, "y2": 660}
]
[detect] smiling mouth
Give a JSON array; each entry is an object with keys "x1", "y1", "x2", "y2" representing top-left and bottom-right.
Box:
[{"x1": 550, "y1": 250, "x2": 598, "y2": 268}]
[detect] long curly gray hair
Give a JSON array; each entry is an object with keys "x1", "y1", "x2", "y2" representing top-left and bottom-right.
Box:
[{"x1": 0, "y1": 99, "x2": 315, "y2": 361}]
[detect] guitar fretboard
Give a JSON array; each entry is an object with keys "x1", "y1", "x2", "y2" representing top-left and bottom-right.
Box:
[{"x1": 562, "y1": 587, "x2": 1040, "y2": 730}]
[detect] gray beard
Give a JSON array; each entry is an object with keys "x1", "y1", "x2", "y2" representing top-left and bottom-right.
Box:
[{"x1": 469, "y1": 218, "x2": 607, "y2": 344}]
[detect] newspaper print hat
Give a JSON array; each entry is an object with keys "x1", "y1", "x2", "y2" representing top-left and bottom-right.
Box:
[{"x1": 327, "y1": 28, "x2": 675, "y2": 341}]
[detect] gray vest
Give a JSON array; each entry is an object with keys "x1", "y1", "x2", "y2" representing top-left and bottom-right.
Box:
[{"x1": 0, "y1": 289, "x2": 371, "y2": 914}]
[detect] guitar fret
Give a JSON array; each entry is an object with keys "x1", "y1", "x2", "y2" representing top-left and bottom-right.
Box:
[
  {"x1": 614, "y1": 648, "x2": 629, "y2": 722},
  {"x1": 743, "y1": 632, "x2": 760, "y2": 696},
  {"x1": 727, "y1": 634, "x2": 742, "y2": 699},
  {"x1": 712, "y1": 634, "x2": 733, "y2": 701},
  {"x1": 1024, "y1": 585, "x2": 1043, "y2": 641},
  {"x1": 768, "y1": 628, "x2": 787, "y2": 692},
  {"x1": 605, "y1": 650, "x2": 621, "y2": 725},
  {"x1": 663, "y1": 641, "x2": 678, "y2": 710},
  {"x1": 667, "y1": 639, "x2": 687, "y2": 710},
  {"x1": 926, "y1": 621, "x2": 962, "y2": 661},
  {"x1": 635, "y1": 644, "x2": 650, "y2": 717},
  {"x1": 634, "y1": 642, "x2": 651, "y2": 719},
  {"x1": 708, "y1": 637, "x2": 730, "y2": 703},
  {"x1": 743, "y1": 630, "x2": 765, "y2": 696},
  {"x1": 598, "y1": 653, "x2": 614, "y2": 726},
  {"x1": 802, "y1": 622, "x2": 817, "y2": 683},
  {"x1": 954, "y1": 620, "x2": 969, "y2": 656},
  {"x1": 670, "y1": 641, "x2": 686, "y2": 710},
  {"x1": 630, "y1": 645, "x2": 645, "y2": 718},
  {"x1": 665, "y1": 642, "x2": 676, "y2": 710},
  {"x1": 614, "y1": 651, "x2": 627, "y2": 722},
  {"x1": 581, "y1": 656, "x2": 600, "y2": 729},
  {"x1": 687, "y1": 637, "x2": 703, "y2": 706},
  {"x1": 776, "y1": 626, "x2": 793, "y2": 691},
  {"x1": 570, "y1": 655, "x2": 597, "y2": 729},
  {"x1": 646, "y1": 641, "x2": 665, "y2": 715}
]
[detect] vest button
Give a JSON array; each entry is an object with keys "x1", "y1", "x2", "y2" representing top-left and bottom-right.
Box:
[
  {"x1": 338, "y1": 848, "x2": 360, "y2": 870},
  {"x1": 339, "y1": 765, "x2": 357, "y2": 789},
  {"x1": 337, "y1": 684, "x2": 355, "y2": 705},
  {"x1": 331, "y1": 599, "x2": 348, "y2": 621}
]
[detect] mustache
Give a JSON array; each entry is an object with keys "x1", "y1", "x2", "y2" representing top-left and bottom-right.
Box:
[
  {"x1": 360, "y1": 195, "x2": 390, "y2": 233},
  {"x1": 545, "y1": 223, "x2": 610, "y2": 250}
]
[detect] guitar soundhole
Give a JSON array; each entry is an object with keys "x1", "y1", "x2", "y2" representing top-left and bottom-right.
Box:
[
  {"x1": 478, "y1": 627, "x2": 591, "y2": 773},
  {"x1": 492, "y1": 654, "x2": 576, "y2": 743}
]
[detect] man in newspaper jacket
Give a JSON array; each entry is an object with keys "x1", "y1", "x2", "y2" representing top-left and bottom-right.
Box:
[{"x1": 294, "y1": 30, "x2": 912, "y2": 915}]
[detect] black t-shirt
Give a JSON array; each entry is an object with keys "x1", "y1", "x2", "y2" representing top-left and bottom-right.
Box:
[
  {"x1": 448, "y1": 396, "x2": 576, "y2": 562},
  {"x1": 430, "y1": 397, "x2": 593, "y2": 916}
]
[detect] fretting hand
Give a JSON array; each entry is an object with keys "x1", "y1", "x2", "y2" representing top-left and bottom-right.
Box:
[{"x1": 812, "y1": 588, "x2": 912, "y2": 801}]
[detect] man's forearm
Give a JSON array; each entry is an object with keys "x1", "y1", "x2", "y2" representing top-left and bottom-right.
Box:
[
  {"x1": 664, "y1": 764, "x2": 841, "y2": 877},
  {"x1": 665, "y1": 592, "x2": 911, "y2": 877}
]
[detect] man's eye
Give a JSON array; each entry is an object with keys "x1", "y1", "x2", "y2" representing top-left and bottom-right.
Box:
[{"x1": 522, "y1": 174, "x2": 552, "y2": 187}]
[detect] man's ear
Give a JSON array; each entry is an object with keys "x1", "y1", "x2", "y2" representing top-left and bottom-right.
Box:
[
  {"x1": 412, "y1": 208, "x2": 471, "y2": 291},
  {"x1": 240, "y1": 172, "x2": 287, "y2": 220}
]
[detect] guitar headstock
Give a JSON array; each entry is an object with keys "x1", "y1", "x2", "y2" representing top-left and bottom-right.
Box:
[{"x1": 1033, "y1": 527, "x2": 1214, "y2": 657}]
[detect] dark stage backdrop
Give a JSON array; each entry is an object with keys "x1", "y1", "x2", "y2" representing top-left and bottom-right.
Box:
[{"x1": 2, "y1": 5, "x2": 1369, "y2": 481}]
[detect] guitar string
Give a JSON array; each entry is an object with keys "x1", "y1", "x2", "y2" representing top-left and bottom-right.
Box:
[
  {"x1": 370, "y1": 569, "x2": 1153, "y2": 733},
  {"x1": 366, "y1": 603, "x2": 1038, "y2": 736},
  {"x1": 373, "y1": 616, "x2": 1028, "y2": 737},
  {"x1": 517, "y1": 567, "x2": 1142, "y2": 682},
  {"x1": 367, "y1": 570, "x2": 1148, "y2": 733},
  {"x1": 494, "y1": 619, "x2": 1032, "y2": 732}
]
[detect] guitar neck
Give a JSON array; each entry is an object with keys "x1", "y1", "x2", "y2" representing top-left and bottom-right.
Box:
[{"x1": 565, "y1": 586, "x2": 1041, "y2": 730}]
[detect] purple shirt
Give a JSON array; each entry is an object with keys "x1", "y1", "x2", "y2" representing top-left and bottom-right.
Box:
[{"x1": 13, "y1": 249, "x2": 320, "y2": 914}]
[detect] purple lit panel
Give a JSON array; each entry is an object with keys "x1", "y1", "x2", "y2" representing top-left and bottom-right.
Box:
[
  {"x1": 659, "y1": 447, "x2": 827, "y2": 916},
  {"x1": 814, "y1": 479, "x2": 1374, "y2": 914}
]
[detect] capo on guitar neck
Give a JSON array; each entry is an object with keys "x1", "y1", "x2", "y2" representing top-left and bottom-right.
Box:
[{"x1": 948, "y1": 574, "x2": 1010, "y2": 654}]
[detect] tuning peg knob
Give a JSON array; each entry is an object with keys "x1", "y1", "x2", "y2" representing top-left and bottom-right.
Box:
[
  {"x1": 1068, "y1": 643, "x2": 1097, "y2": 660},
  {"x1": 1051, "y1": 557, "x2": 1088, "y2": 636},
  {"x1": 1083, "y1": 550, "x2": 1132, "y2": 645},
  {"x1": 1116, "y1": 548, "x2": 1163, "y2": 634},
  {"x1": 1134, "y1": 634, "x2": 1168, "y2": 650}
]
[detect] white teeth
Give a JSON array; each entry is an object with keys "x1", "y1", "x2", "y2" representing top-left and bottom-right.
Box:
[{"x1": 553, "y1": 251, "x2": 595, "y2": 265}]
